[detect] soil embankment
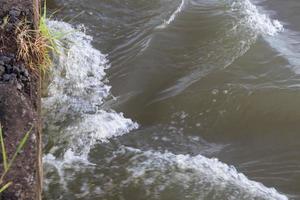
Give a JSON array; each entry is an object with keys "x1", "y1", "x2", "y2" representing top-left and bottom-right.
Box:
[{"x1": 0, "y1": 0, "x2": 42, "y2": 199}]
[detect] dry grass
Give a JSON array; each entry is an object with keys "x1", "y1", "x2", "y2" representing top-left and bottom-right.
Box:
[
  {"x1": 15, "y1": 21, "x2": 52, "y2": 75},
  {"x1": 15, "y1": 1, "x2": 62, "y2": 76}
]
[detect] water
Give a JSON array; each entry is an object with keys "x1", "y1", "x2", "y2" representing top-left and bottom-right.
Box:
[{"x1": 43, "y1": 0, "x2": 300, "y2": 199}]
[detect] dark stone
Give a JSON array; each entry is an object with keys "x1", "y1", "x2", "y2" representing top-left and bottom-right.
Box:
[
  {"x1": 21, "y1": 76, "x2": 28, "y2": 82},
  {"x1": 1, "y1": 191, "x2": 18, "y2": 200},
  {"x1": 5, "y1": 64, "x2": 13, "y2": 73},
  {"x1": 9, "y1": 9, "x2": 21, "y2": 18},
  {"x1": 13, "y1": 65, "x2": 21, "y2": 76},
  {"x1": 8, "y1": 74, "x2": 17, "y2": 84},
  {"x1": 3, "y1": 74, "x2": 11, "y2": 81},
  {"x1": 9, "y1": 8, "x2": 21, "y2": 23},
  {"x1": 0, "y1": 65, "x2": 5, "y2": 76},
  {"x1": 5, "y1": 23, "x2": 14, "y2": 32},
  {"x1": 16, "y1": 82, "x2": 23, "y2": 90},
  {"x1": 22, "y1": 9, "x2": 30, "y2": 16},
  {"x1": 0, "y1": 55, "x2": 12, "y2": 63},
  {"x1": 23, "y1": 69, "x2": 29, "y2": 77}
]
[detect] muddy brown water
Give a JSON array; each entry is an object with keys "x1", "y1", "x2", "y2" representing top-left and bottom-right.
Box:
[{"x1": 43, "y1": 0, "x2": 300, "y2": 199}]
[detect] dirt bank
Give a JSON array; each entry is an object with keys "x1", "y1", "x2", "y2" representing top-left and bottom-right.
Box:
[{"x1": 0, "y1": 0, "x2": 42, "y2": 199}]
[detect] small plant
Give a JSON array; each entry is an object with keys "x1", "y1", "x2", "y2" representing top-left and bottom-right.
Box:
[
  {"x1": 15, "y1": 1, "x2": 61, "y2": 75},
  {"x1": 0, "y1": 123, "x2": 32, "y2": 193},
  {"x1": 15, "y1": 21, "x2": 50, "y2": 74},
  {"x1": 39, "y1": 1, "x2": 61, "y2": 54}
]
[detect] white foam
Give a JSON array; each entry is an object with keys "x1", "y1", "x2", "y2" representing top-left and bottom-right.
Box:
[
  {"x1": 230, "y1": 0, "x2": 283, "y2": 36},
  {"x1": 157, "y1": 0, "x2": 283, "y2": 34},
  {"x1": 232, "y1": 1, "x2": 300, "y2": 74},
  {"x1": 43, "y1": 150, "x2": 93, "y2": 191},
  {"x1": 265, "y1": 30, "x2": 300, "y2": 74},
  {"x1": 157, "y1": 0, "x2": 185, "y2": 29},
  {"x1": 42, "y1": 20, "x2": 138, "y2": 163},
  {"x1": 124, "y1": 147, "x2": 288, "y2": 200}
]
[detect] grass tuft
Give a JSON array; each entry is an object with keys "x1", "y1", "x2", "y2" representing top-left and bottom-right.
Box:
[
  {"x1": 15, "y1": 21, "x2": 52, "y2": 75},
  {"x1": 15, "y1": 1, "x2": 60, "y2": 75}
]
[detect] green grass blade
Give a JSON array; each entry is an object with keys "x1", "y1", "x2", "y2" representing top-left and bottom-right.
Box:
[
  {"x1": 7, "y1": 126, "x2": 32, "y2": 171},
  {"x1": 43, "y1": 0, "x2": 47, "y2": 19},
  {"x1": 0, "y1": 182, "x2": 12, "y2": 193},
  {"x1": 67, "y1": 10, "x2": 85, "y2": 23},
  {"x1": 0, "y1": 124, "x2": 8, "y2": 171}
]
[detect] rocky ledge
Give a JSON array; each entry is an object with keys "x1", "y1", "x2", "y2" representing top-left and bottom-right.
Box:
[{"x1": 0, "y1": 0, "x2": 42, "y2": 199}]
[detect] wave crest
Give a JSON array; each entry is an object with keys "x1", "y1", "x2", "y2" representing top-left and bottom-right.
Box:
[{"x1": 42, "y1": 20, "x2": 138, "y2": 161}]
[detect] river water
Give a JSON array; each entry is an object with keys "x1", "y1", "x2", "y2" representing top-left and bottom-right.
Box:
[{"x1": 42, "y1": 0, "x2": 300, "y2": 199}]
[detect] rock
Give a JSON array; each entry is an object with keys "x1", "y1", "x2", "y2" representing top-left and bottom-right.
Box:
[
  {"x1": 16, "y1": 82, "x2": 23, "y2": 90},
  {"x1": 22, "y1": 9, "x2": 30, "y2": 16},
  {"x1": 9, "y1": 9, "x2": 21, "y2": 17},
  {"x1": 3, "y1": 74, "x2": 17, "y2": 82},
  {"x1": 6, "y1": 64, "x2": 13, "y2": 73},
  {"x1": 5, "y1": 23, "x2": 14, "y2": 32},
  {"x1": 0, "y1": 55, "x2": 12, "y2": 63},
  {"x1": 21, "y1": 76, "x2": 29, "y2": 82},
  {"x1": 0, "y1": 65, "x2": 5, "y2": 76},
  {"x1": 8, "y1": 74, "x2": 17, "y2": 84},
  {"x1": 21, "y1": 68, "x2": 29, "y2": 77},
  {"x1": 3, "y1": 74, "x2": 11, "y2": 81},
  {"x1": 9, "y1": 8, "x2": 21, "y2": 23},
  {"x1": 13, "y1": 65, "x2": 21, "y2": 76}
]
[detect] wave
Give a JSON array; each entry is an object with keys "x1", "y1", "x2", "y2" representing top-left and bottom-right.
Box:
[
  {"x1": 42, "y1": 20, "x2": 138, "y2": 164},
  {"x1": 233, "y1": 0, "x2": 300, "y2": 75},
  {"x1": 44, "y1": 145, "x2": 288, "y2": 199},
  {"x1": 265, "y1": 31, "x2": 300, "y2": 74},
  {"x1": 122, "y1": 147, "x2": 288, "y2": 200},
  {"x1": 41, "y1": 1, "x2": 289, "y2": 198},
  {"x1": 154, "y1": 0, "x2": 284, "y2": 101},
  {"x1": 156, "y1": 0, "x2": 185, "y2": 29},
  {"x1": 230, "y1": 0, "x2": 283, "y2": 36}
]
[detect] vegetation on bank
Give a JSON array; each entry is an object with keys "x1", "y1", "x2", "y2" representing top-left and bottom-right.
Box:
[
  {"x1": 0, "y1": 124, "x2": 32, "y2": 193},
  {"x1": 0, "y1": 1, "x2": 56, "y2": 195},
  {"x1": 16, "y1": 3, "x2": 57, "y2": 75}
]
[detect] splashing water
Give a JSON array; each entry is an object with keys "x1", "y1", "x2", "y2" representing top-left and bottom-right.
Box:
[
  {"x1": 42, "y1": 0, "x2": 290, "y2": 199},
  {"x1": 42, "y1": 20, "x2": 138, "y2": 163},
  {"x1": 230, "y1": 0, "x2": 283, "y2": 36},
  {"x1": 121, "y1": 147, "x2": 288, "y2": 200}
]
